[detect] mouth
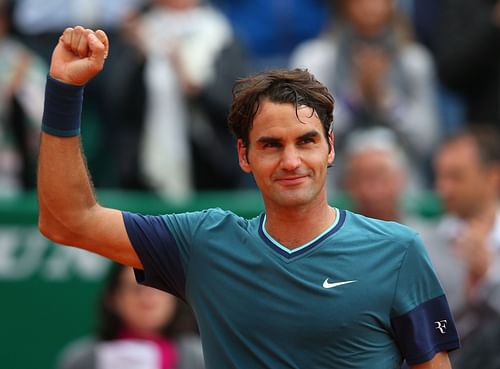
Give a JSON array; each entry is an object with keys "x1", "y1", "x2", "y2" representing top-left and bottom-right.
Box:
[{"x1": 274, "y1": 175, "x2": 309, "y2": 187}]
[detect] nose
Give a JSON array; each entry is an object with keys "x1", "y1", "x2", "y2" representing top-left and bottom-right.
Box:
[{"x1": 280, "y1": 145, "x2": 301, "y2": 171}]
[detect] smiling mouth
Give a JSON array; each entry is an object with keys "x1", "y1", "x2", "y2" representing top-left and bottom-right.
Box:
[{"x1": 275, "y1": 175, "x2": 308, "y2": 186}]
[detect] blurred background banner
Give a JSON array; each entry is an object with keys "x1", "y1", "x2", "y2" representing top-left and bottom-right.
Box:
[{"x1": 0, "y1": 228, "x2": 109, "y2": 369}]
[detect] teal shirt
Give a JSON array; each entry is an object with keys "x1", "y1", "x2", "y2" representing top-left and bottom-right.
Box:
[{"x1": 124, "y1": 208, "x2": 459, "y2": 368}]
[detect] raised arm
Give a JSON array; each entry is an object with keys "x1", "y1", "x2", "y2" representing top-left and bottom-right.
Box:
[{"x1": 37, "y1": 26, "x2": 142, "y2": 268}]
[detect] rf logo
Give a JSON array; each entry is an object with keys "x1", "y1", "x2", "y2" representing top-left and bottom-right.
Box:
[{"x1": 434, "y1": 320, "x2": 448, "y2": 334}]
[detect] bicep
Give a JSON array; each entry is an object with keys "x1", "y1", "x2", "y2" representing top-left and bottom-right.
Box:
[
  {"x1": 410, "y1": 352, "x2": 452, "y2": 369},
  {"x1": 74, "y1": 206, "x2": 143, "y2": 269}
]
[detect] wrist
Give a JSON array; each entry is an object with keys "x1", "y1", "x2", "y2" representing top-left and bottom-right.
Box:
[{"x1": 42, "y1": 75, "x2": 85, "y2": 137}]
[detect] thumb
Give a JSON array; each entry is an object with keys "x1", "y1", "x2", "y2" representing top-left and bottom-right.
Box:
[
  {"x1": 87, "y1": 30, "x2": 109, "y2": 68},
  {"x1": 95, "y1": 30, "x2": 109, "y2": 57}
]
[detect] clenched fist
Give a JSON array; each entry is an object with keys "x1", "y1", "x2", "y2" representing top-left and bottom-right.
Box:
[{"x1": 49, "y1": 26, "x2": 109, "y2": 86}]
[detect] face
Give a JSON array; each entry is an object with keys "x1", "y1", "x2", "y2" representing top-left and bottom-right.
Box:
[
  {"x1": 238, "y1": 100, "x2": 334, "y2": 210},
  {"x1": 112, "y1": 268, "x2": 177, "y2": 335},
  {"x1": 343, "y1": 0, "x2": 393, "y2": 36},
  {"x1": 344, "y1": 150, "x2": 404, "y2": 219},
  {"x1": 434, "y1": 138, "x2": 496, "y2": 218}
]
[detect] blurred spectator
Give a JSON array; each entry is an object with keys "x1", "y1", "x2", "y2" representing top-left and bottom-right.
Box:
[
  {"x1": 291, "y1": 0, "x2": 440, "y2": 188},
  {"x1": 435, "y1": 0, "x2": 500, "y2": 128},
  {"x1": 120, "y1": 0, "x2": 246, "y2": 199},
  {"x1": 341, "y1": 127, "x2": 423, "y2": 224},
  {"x1": 210, "y1": 0, "x2": 331, "y2": 71},
  {"x1": 0, "y1": 0, "x2": 46, "y2": 195},
  {"x1": 57, "y1": 263, "x2": 204, "y2": 369},
  {"x1": 426, "y1": 126, "x2": 500, "y2": 367}
]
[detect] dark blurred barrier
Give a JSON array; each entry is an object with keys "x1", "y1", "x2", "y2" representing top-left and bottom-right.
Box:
[{"x1": 0, "y1": 190, "x2": 442, "y2": 369}]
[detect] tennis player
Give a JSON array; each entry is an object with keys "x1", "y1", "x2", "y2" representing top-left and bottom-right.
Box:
[{"x1": 38, "y1": 26, "x2": 460, "y2": 368}]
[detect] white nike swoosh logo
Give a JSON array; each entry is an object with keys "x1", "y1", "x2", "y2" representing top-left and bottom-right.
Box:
[{"x1": 322, "y1": 279, "x2": 357, "y2": 289}]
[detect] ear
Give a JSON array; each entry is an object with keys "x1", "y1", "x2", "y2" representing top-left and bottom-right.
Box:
[
  {"x1": 237, "y1": 139, "x2": 252, "y2": 173},
  {"x1": 327, "y1": 132, "x2": 335, "y2": 165}
]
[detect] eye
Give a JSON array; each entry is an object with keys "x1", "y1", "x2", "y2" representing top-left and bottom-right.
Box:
[
  {"x1": 262, "y1": 141, "x2": 281, "y2": 149},
  {"x1": 298, "y1": 137, "x2": 315, "y2": 145}
]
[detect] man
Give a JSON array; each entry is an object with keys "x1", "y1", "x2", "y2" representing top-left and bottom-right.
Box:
[
  {"x1": 428, "y1": 126, "x2": 500, "y2": 366},
  {"x1": 38, "y1": 26, "x2": 459, "y2": 368},
  {"x1": 341, "y1": 127, "x2": 421, "y2": 224}
]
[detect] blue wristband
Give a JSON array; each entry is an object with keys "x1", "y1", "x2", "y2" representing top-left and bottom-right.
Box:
[{"x1": 41, "y1": 75, "x2": 84, "y2": 137}]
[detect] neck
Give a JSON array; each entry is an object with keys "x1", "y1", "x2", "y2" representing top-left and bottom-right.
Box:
[{"x1": 264, "y1": 195, "x2": 336, "y2": 250}]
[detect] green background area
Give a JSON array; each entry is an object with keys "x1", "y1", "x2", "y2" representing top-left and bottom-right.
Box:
[{"x1": 0, "y1": 190, "x2": 442, "y2": 369}]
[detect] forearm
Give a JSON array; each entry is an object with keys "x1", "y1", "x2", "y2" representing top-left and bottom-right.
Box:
[
  {"x1": 38, "y1": 133, "x2": 98, "y2": 238},
  {"x1": 37, "y1": 76, "x2": 98, "y2": 243},
  {"x1": 38, "y1": 115, "x2": 141, "y2": 267}
]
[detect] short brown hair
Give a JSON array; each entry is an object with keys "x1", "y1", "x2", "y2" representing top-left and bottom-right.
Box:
[{"x1": 227, "y1": 68, "x2": 335, "y2": 149}]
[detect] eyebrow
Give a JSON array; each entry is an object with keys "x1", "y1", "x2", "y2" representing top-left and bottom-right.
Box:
[
  {"x1": 256, "y1": 136, "x2": 281, "y2": 145},
  {"x1": 298, "y1": 131, "x2": 320, "y2": 141},
  {"x1": 255, "y1": 130, "x2": 320, "y2": 145}
]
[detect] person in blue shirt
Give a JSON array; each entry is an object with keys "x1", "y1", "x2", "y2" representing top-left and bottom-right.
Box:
[{"x1": 37, "y1": 26, "x2": 460, "y2": 369}]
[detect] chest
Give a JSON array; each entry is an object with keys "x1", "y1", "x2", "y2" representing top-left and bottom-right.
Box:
[{"x1": 187, "y1": 235, "x2": 401, "y2": 343}]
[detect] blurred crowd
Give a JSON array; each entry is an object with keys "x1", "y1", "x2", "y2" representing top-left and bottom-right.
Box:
[
  {"x1": 1, "y1": 0, "x2": 498, "y2": 196},
  {"x1": 1, "y1": 0, "x2": 499, "y2": 368}
]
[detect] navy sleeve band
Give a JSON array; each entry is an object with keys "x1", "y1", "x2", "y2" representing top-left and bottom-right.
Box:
[
  {"x1": 41, "y1": 75, "x2": 84, "y2": 137},
  {"x1": 391, "y1": 295, "x2": 460, "y2": 365},
  {"x1": 122, "y1": 211, "x2": 187, "y2": 302}
]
